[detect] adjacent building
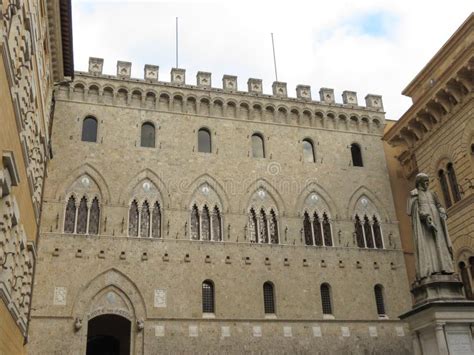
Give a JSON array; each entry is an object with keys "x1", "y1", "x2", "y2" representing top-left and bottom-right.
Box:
[
  {"x1": 384, "y1": 13, "x2": 473, "y2": 296},
  {"x1": 0, "y1": 0, "x2": 73, "y2": 354}
]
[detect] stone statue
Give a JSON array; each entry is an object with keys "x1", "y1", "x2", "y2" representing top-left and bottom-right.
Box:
[{"x1": 407, "y1": 173, "x2": 454, "y2": 281}]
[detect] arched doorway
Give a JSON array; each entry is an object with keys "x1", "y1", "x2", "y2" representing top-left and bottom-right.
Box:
[{"x1": 86, "y1": 314, "x2": 131, "y2": 355}]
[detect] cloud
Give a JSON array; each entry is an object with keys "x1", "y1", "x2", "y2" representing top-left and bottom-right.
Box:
[{"x1": 71, "y1": 0, "x2": 473, "y2": 119}]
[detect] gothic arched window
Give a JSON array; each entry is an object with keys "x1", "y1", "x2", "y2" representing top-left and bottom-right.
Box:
[
  {"x1": 202, "y1": 280, "x2": 215, "y2": 313},
  {"x1": 323, "y1": 213, "x2": 332, "y2": 246},
  {"x1": 201, "y1": 206, "x2": 211, "y2": 241},
  {"x1": 263, "y1": 282, "x2": 275, "y2": 314},
  {"x1": 351, "y1": 143, "x2": 363, "y2": 167},
  {"x1": 303, "y1": 212, "x2": 313, "y2": 246},
  {"x1": 140, "y1": 202, "x2": 151, "y2": 238},
  {"x1": 438, "y1": 169, "x2": 452, "y2": 208},
  {"x1": 128, "y1": 200, "x2": 139, "y2": 237},
  {"x1": 198, "y1": 128, "x2": 212, "y2": 153},
  {"x1": 363, "y1": 215, "x2": 374, "y2": 248},
  {"x1": 259, "y1": 209, "x2": 268, "y2": 243},
  {"x1": 251, "y1": 133, "x2": 265, "y2": 158},
  {"x1": 152, "y1": 202, "x2": 161, "y2": 238},
  {"x1": 190, "y1": 205, "x2": 200, "y2": 240},
  {"x1": 320, "y1": 283, "x2": 332, "y2": 315},
  {"x1": 302, "y1": 139, "x2": 315, "y2": 163},
  {"x1": 447, "y1": 163, "x2": 461, "y2": 203},
  {"x1": 374, "y1": 284, "x2": 386, "y2": 316},
  {"x1": 354, "y1": 215, "x2": 365, "y2": 248},
  {"x1": 89, "y1": 197, "x2": 100, "y2": 235},
  {"x1": 64, "y1": 196, "x2": 76, "y2": 233},
  {"x1": 212, "y1": 206, "x2": 222, "y2": 241},
  {"x1": 313, "y1": 212, "x2": 323, "y2": 246},
  {"x1": 76, "y1": 197, "x2": 88, "y2": 234},
  {"x1": 249, "y1": 208, "x2": 258, "y2": 243},
  {"x1": 141, "y1": 122, "x2": 155, "y2": 148},
  {"x1": 269, "y1": 209, "x2": 279, "y2": 244},
  {"x1": 459, "y1": 262, "x2": 473, "y2": 299},
  {"x1": 373, "y1": 216, "x2": 383, "y2": 249},
  {"x1": 81, "y1": 116, "x2": 98, "y2": 142}
]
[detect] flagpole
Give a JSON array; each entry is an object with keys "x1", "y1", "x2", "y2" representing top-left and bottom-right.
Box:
[{"x1": 271, "y1": 33, "x2": 278, "y2": 81}]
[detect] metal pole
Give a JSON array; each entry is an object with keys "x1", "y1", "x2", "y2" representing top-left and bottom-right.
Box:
[
  {"x1": 176, "y1": 17, "x2": 179, "y2": 68},
  {"x1": 271, "y1": 33, "x2": 278, "y2": 81}
]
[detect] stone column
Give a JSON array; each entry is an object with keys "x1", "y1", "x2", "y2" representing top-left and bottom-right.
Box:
[{"x1": 434, "y1": 323, "x2": 449, "y2": 355}]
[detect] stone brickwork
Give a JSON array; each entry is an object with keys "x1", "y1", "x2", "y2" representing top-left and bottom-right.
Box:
[{"x1": 27, "y1": 61, "x2": 412, "y2": 353}]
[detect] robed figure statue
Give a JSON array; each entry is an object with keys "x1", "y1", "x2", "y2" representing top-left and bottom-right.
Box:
[{"x1": 407, "y1": 173, "x2": 454, "y2": 281}]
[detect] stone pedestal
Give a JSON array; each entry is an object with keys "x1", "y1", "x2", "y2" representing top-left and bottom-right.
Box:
[
  {"x1": 400, "y1": 275, "x2": 474, "y2": 355},
  {"x1": 411, "y1": 274, "x2": 465, "y2": 306}
]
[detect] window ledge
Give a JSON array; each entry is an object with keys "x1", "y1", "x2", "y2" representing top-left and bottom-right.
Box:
[
  {"x1": 264, "y1": 314, "x2": 277, "y2": 319},
  {"x1": 323, "y1": 314, "x2": 335, "y2": 320},
  {"x1": 378, "y1": 315, "x2": 389, "y2": 320},
  {"x1": 202, "y1": 313, "x2": 215, "y2": 318}
]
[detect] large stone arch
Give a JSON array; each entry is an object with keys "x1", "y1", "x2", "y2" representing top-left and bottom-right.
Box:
[
  {"x1": 183, "y1": 173, "x2": 230, "y2": 213},
  {"x1": 120, "y1": 168, "x2": 170, "y2": 208},
  {"x1": 241, "y1": 178, "x2": 286, "y2": 216},
  {"x1": 294, "y1": 181, "x2": 339, "y2": 219},
  {"x1": 55, "y1": 163, "x2": 111, "y2": 203},
  {"x1": 346, "y1": 185, "x2": 390, "y2": 222},
  {"x1": 71, "y1": 268, "x2": 146, "y2": 355},
  {"x1": 71, "y1": 267, "x2": 146, "y2": 320}
]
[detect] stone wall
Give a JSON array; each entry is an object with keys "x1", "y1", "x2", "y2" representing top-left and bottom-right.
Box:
[{"x1": 28, "y1": 70, "x2": 412, "y2": 353}]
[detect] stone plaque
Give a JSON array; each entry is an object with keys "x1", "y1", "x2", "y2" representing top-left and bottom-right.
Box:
[
  {"x1": 395, "y1": 326, "x2": 405, "y2": 337},
  {"x1": 253, "y1": 326, "x2": 262, "y2": 337},
  {"x1": 369, "y1": 326, "x2": 378, "y2": 337},
  {"x1": 446, "y1": 328, "x2": 474, "y2": 355},
  {"x1": 283, "y1": 326, "x2": 292, "y2": 337},
  {"x1": 221, "y1": 326, "x2": 230, "y2": 337},
  {"x1": 155, "y1": 325, "x2": 165, "y2": 337},
  {"x1": 312, "y1": 326, "x2": 322, "y2": 337},
  {"x1": 154, "y1": 289, "x2": 166, "y2": 308},
  {"x1": 53, "y1": 287, "x2": 66, "y2": 306},
  {"x1": 189, "y1": 325, "x2": 198, "y2": 337},
  {"x1": 341, "y1": 326, "x2": 350, "y2": 337}
]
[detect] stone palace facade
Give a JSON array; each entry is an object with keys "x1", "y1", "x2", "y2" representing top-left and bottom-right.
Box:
[{"x1": 27, "y1": 58, "x2": 413, "y2": 354}]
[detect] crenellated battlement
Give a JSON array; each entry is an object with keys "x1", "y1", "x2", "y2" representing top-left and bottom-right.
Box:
[{"x1": 84, "y1": 57, "x2": 384, "y2": 112}]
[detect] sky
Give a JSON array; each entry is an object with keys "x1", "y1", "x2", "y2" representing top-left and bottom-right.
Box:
[{"x1": 71, "y1": 1, "x2": 473, "y2": 120}]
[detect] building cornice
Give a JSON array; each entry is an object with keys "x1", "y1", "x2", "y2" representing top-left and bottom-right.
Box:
[{"x1": 402, "y1": 13, "x2": 474, "y2": 98}]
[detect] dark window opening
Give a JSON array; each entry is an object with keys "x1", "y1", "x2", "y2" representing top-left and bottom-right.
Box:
[
  {"x1": 252, "y1": 134, "x2": 265, "y2": 158},
  {"x1": 202, "y1": 280, "x2": 215, "y2": 313},
  {"x1": 82, "y1": 116, "x2": 98, "y2": 142},
  {"x1": 141, "y1": 122, "x2": 155, "y2": 148},
  {"x1": 374, "y1": 284, "x2": 386, "y2": 315},
  {"x1": 263, "y1": 282, "x2": 275, "y2": 314},
  {"x1": 321, "y1": 283, "x2": 332, "y2": 315},
  {"x1": 351, "y1": 143, "x2": 363, "y2": 167},
  {"x1": 438, "y1": 169, "x2": 452, "y2": 208},
  {"x1": 198, "y1": 128, "x2": 212, "y2": 153},
  {"x1": 303, "y1": 139, "x2": 315, "y2": 163},
  {"x1": 447, "y1": 163, "x2": 461, "y2": 202}
]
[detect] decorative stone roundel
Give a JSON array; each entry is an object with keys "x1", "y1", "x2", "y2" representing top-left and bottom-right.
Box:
[
  {"x1": 142, "y1": 181, "x2": 151, "y2": 192},
  {"x1": 257, "y1": 189, "x2": 266, "y2": 199},
  {"x1": 200, "y1": 184, "x2": 210, "y2": 196},
  {"x1": 81, "y1": 177, "x2": 90, "y2": 188}
]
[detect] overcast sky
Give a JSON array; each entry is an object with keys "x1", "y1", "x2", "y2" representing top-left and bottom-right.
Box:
[{"x1": 71, "y1": 1, "x2": 473, "y2": 120}]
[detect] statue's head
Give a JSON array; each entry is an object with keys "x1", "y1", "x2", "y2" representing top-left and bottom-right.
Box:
[{"x1": 415, "y1": 173, "x2": 430, "y2": 191}]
